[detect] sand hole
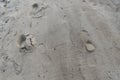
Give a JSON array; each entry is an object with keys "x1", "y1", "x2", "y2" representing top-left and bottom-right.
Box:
[{"x1": 32, "y1": 3, "x2": 38, "y2": 8}]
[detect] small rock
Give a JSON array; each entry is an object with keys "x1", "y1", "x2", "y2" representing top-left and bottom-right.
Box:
[{"x1": 85, "y1": 41, "x2": 95, "y2": 52}]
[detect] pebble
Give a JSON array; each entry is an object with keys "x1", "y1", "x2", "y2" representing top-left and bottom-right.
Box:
[{"x1": 85, "y1": 42, "x2": 95, "y2": 52}]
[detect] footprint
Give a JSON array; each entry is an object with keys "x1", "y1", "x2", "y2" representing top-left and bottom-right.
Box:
[
  {"x1": 17, "y1": 33, "x2": 36, "y2": 53},
  {"x1": 30, "y1": 2, "x2": 48, "y2": 18},
  {"x1": 0, "y1": 52, "x2": 11, "y2": 73},
  {"x1": 12, "y1": 61, "x2": 22, "y2": 75}
]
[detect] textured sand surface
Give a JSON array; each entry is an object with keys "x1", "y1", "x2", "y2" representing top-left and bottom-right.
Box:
[{"x1": 0, "y1": 0, "x2": 120, "y2": 80}]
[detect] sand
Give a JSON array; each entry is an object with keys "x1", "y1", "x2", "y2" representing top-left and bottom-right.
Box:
[{"x1": 0, "y1": 0, "x2": 120, "y2": 80}]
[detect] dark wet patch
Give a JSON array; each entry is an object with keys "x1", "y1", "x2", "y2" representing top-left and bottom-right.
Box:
[
  {"x1": 38, "y1": 74, "x2": 40, "y2": 77},
  {"x1": 86, "y1": 40, "x2": 92, "y2": 44},
  {"x1": 19, "y1": 34, "x2": 26, "y2": 45},
  {"x1": 2, "y1": 69, "x2": 6, "y2": 72},
  {"x1": 82, "y1": 0, "x2": 86, "y2": 2},
  {"x1": 32, "y1": 3, "x2": 38, "y2": 8},
  {"x1": 5, "y1": 19, "x2": 9, "y2": 23}
]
